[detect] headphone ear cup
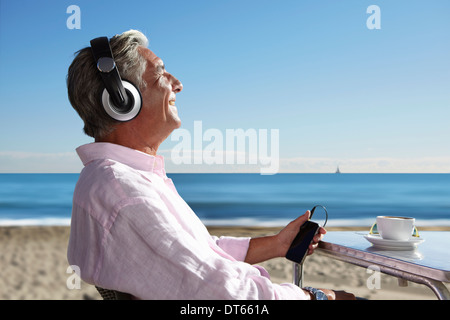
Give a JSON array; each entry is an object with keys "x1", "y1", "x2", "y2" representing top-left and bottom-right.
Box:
[{"x1": 101, "y1": 80, "x2": 142, "y2": 122}]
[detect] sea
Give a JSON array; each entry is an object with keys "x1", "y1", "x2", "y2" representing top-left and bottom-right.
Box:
[{"x1": 0, "y1": 173, "x2": 449, "y2": 227}]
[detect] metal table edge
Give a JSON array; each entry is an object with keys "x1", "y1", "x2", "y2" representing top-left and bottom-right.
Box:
[{"x1": 317, "y1": 240, "x2": 450, "y2": 283}]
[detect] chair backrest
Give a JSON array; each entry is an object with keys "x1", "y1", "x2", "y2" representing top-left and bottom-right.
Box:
[{"x1": 95, "y1": 286, "x2": 133, "y2": 300}]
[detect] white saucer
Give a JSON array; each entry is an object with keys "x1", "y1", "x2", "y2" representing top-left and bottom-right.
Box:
[{"x1": 363, "y1": 234, "x2": 425, "y2": 250}]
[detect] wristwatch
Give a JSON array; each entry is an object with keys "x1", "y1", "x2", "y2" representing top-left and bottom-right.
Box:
[{"x1": 303, "y1": 286, "x2": 328, "y2": 300}]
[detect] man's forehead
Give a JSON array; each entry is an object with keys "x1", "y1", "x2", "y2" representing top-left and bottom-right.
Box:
[{"x1": 140, "y1": 47, "x2": 163, "y2": 68}]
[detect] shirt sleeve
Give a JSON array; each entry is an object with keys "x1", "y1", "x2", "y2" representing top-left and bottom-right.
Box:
[
  {"x1": 96, "y1": 197, "x2": 309, "y2": 300},
  {"x1": 210, "y1": 235, "x2": 251, "y2": 262}
]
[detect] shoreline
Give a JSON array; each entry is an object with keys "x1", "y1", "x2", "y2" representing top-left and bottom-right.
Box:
[
  {"x1": 207, "y1": 225, "x2": 450, "y2": 232},
  {"x1": 0, "y1": 225, "x2": 447, "y2": 300}
]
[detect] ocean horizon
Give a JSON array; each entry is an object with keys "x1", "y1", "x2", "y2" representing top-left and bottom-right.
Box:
[{"x1": 0, "y1": 173, "x2": 449, "y2": 227}]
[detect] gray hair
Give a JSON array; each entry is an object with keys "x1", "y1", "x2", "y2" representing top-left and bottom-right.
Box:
[{"x1": 67, "y1": 30, "x2": 149, "y2": 138}]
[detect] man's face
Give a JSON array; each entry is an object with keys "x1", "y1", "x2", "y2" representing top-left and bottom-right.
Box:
[{"x1": 137, "y1": 47, "x2": 183, "y2": 139}]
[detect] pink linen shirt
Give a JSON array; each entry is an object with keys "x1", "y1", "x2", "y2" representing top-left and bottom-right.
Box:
[{"x1": 67, "y1": 142, "x2": 307, "y2": 299}]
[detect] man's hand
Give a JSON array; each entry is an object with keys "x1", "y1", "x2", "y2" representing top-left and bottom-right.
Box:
[
  {"x1": 244, "y1": 211, "x2": 326, "y2": 265},
  {"x1": 303, "y1": 288, "x2": 356, "y2": 300},
  {"x1": 276, "y1": 210, "x2": 326, "y2": 257},
  {"x1": 320, "y1": 289, "x2": 356, "y2": 300}
]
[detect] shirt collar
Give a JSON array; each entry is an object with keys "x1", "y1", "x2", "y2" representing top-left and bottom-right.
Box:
[{"x1": 76, "y1": 142, "x2": 166, "y2": 176}]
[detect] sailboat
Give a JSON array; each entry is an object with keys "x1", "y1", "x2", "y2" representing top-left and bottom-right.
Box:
[{"x1": 335, "y1": 165, "x2": 341, "y2": 174}]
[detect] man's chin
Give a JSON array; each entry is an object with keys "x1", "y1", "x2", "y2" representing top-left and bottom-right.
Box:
[
  {"x1": 172, "y1": 111, "x2": 182, "y2": 127},
  {"x1": 169, "y1": 116, "x2": 182, "y2": 131},
  {"x1": 171, "y1": 114, "x2": 181, "y2": 127},
  {"x1": 167, "y1": 106, "x2": 180, "y2": 123}
]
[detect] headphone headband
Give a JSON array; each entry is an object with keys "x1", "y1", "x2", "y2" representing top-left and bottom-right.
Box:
[
  {"x1": 90, "y1": 37, "x2": 113, "y2": 60},
  {"x1": 90, "y1": 37, "x2": 130, "y2": 109},
  {"x1": 90, "y1": 36, "x2": 142, "y2": 121}
]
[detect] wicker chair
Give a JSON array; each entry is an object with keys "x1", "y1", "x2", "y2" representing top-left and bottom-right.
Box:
[{"x1": 95, "y1": 286, "x2": 133, "y2": 300}]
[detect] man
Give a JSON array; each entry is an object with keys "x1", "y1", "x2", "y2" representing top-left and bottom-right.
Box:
[{"x1": 67, "y1": 30, "x2": 354, "y2": 300}]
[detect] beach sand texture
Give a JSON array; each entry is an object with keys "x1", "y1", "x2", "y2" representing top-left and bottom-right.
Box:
[{"x1": 0, "y1": 226, "x2": 447, "y2": 300}]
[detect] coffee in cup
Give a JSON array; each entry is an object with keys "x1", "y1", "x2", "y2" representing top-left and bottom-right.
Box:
[{"x1": 376, "y1": 216, "x2": 415, "y2": 241}]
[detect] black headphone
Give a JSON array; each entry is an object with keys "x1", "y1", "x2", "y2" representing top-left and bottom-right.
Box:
[{"x1": 90, "y1": 36, "x2": 142, "y2": 122}]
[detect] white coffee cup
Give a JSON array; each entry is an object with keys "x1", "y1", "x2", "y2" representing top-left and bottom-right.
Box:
[{"x1": 376, "y1": 216, "x2": 415, "y2": 241}]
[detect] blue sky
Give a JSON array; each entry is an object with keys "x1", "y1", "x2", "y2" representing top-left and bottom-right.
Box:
[{"x1": 0, "y1": 0, "x2": 449, "y2": 173}]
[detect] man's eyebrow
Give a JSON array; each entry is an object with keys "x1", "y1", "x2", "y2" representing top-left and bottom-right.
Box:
[{"x1": 156, "y1": 60, "x2": 165, "y2": 73}]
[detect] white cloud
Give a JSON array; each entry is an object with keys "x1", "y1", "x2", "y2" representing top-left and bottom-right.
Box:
[
  {"x1": 277, "y1": 157, "x2": 450, "y2": 173},
  {"x1": 1, "y1": 150, "x2": 448, "y2": 173},
  {"x1": 162, "y1": 151, "x2": 450, "y2": 174},
  {"x1": 0, "y1": 151, "x2": 82, "y2": 173}
]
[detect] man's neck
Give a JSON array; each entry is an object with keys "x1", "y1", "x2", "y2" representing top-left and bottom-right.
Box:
[{"x1": 96, "y1": 133, "x2": 160, "y2": 156}]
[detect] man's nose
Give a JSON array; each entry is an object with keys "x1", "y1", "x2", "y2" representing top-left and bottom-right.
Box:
[{"x1": 169, "y1": 74, "x2": 183, "y2": 93}]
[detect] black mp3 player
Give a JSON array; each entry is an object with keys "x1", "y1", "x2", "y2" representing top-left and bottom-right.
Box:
[
  {"x1": 285, "y1": 205, "x2": 328, "y2": 264},
  {"x1": 285, "y1": 220, "x2": 320, "y2": 264}
]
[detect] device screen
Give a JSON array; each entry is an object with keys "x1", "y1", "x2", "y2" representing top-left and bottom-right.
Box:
[{"x1": 285, "y1": 220, "x2": 320, "y2": 264}]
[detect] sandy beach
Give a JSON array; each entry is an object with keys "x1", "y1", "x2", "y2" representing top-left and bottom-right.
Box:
[{"x1": 0, "y1": 225, "x2": 447, "y2": 300}]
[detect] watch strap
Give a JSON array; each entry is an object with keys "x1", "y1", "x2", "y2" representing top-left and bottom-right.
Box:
[{"x1": 303, "y1": 286, "x2": 328, "y2": 300}]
